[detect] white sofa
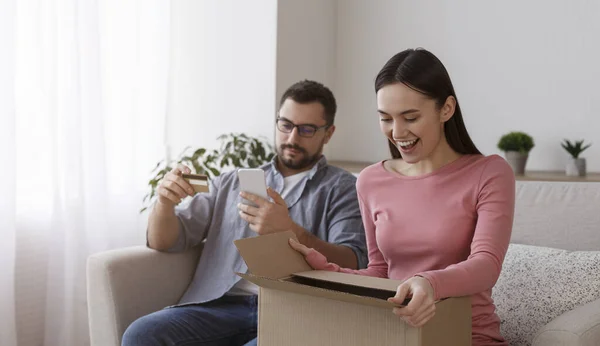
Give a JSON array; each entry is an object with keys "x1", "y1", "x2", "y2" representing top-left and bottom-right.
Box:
[{"x1": 87, "y1": 180, "x2": 600, "y2": 346}]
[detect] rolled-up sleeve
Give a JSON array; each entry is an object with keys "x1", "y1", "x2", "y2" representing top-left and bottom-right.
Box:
[{"x1": 326, "y1": 175, "x2": 368, "y2": 269}]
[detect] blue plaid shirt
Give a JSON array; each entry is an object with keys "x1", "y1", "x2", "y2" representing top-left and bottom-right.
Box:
[{"x1": 166, "y1": 155, "x2": 367, "y2": 305}]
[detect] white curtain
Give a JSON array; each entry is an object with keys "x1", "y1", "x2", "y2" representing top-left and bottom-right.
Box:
[{"x1": 0, "y1": 0, "x2": 171, "y2": 345}]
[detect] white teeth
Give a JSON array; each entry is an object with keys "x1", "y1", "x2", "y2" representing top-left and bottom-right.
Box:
[{"x1": 397, "y1": 139, "x2": 418, "y2": 147}]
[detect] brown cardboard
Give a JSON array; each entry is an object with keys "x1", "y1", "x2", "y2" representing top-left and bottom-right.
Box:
[
  {"x1": 234, "y1": 231, "x2": 310, "y2": 278},
  {"x1": 234, "y1": 231, "x2": 472, "y2": 346}
]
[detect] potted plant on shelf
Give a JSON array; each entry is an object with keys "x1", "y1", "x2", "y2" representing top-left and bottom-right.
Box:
[
  {"x1": 561, "y1": 139, "x2": 591, "y2": 177},
  {"x1": 141, "y1": 133, "x2": 275, "y2": 212},
  {"x1": 497, "y1": 131, "x2": 535, "y2": 175}
]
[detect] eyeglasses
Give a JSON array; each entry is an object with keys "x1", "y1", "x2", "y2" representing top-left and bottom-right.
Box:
[{"x1": 276, "y1": 117, "x2": 330, "y2": 138}]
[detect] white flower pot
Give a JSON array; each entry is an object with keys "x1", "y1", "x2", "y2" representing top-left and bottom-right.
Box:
[{"x1": 566, "y1": 158, "x2": 586, "y2": 177}]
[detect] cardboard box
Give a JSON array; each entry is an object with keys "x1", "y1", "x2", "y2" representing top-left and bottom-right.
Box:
[{"x1": 235, "y1": 231, "x2": 472, "y2": 346}]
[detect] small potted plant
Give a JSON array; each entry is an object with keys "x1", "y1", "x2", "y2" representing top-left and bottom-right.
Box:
[
  {"x1": 561, "y1": 139, "x2": 591, "y2": 177},
  {"x1": 497, "y1": 131, "x2": 535, "y2": 175}
]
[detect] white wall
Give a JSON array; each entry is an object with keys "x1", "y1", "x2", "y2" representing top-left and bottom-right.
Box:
[
  {"x1": 275, "y1": 0, "x2": 338, "y2": 156},
  {"x1": 331, "y1": 0, "x2": 600, "y2": 171},
  {"x1": 169, "y1": 1, "x2": 600, "y2": 172},
  {"x1": 168, "y1": 0, "x2": 339, "y2": 158},
  {"x1": 167, "y1": 0, "x2": 278, "y2": 158}
]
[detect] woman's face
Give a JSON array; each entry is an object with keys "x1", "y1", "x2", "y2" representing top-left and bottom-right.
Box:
[{"x1": 377, "y1": 83, "x2": 454, "y2": 164}]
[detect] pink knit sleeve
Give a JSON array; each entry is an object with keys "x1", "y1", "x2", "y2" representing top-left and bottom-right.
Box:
[
  {"x1": 417, "y1": 157, "x2": 516, "y2": 300},
  {"x1": 303, "y1": 190, "x2": 388, "y2": 278}
]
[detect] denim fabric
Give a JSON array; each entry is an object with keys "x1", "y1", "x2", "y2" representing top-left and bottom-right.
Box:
[
  {"x1": 242, "y1": 337, "x2": 257, "y2": 346},
  {"x1": 122, "y1": 295, "x2": 258, "y2": 346}
]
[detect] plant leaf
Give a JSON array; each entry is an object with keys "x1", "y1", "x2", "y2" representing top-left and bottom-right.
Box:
[{"x1": 196, "y1": 148, "x2": 206, "y2": 155}]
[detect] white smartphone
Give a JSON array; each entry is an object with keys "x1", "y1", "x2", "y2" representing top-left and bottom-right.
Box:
[{"x1": 237, "y1": 168, "x2": 269, "y2": 207}]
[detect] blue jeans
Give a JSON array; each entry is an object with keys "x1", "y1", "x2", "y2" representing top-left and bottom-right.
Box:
[{"x1": 122, "y1": 295, "x2": 258, "y2": 346}]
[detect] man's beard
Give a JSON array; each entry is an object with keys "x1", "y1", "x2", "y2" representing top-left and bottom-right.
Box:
[{"x1": 277, "y1": 143, "x2": 323, "y2": 170}]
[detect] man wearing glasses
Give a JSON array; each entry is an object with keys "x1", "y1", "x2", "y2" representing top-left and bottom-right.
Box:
[{"x1": 122, "y1": 80, "x2": 367, "y2": 346}]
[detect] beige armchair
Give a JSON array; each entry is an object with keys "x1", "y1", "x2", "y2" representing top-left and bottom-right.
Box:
[{"x1": 86, "y1": 245, "x2": 202, "y2": 346}]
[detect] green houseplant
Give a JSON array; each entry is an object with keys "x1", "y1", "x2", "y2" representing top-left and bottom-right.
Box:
[
  {"x1": 561, "y1": 139, "x2": 591, "y2": 177},
  {"x1": 497, "y1": 131, "x2": 535, "y2": 175},
  {"x1": 141, "y1": 133, "x2": 275, "y2": 212}
]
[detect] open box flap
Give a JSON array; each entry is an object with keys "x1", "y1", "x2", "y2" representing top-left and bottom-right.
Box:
[
  {"x1": 237, "y1": 272, "x2": 400, "y2": 309},
  {"x1": 292, "y1": 270, "x2": 404, "y2": 293},
  {"x1": 234, "y1": 231, "x2": 311, "y2": 279}
]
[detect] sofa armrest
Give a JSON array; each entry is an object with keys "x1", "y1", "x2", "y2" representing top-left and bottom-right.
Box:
[
  {"x1": 532, "y1": 298, "x2": 600, "y2": 346},
  {"x1": 87, "y1": 245, "x2": 202, "y2": 346}
]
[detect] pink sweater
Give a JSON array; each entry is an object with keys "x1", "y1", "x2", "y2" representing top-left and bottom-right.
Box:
[{"x1": 311, "y1": 154, "x2": 515, "y2": 345}]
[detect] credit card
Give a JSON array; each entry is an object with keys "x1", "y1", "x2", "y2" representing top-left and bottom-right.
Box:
[{"x1": 182, "y1": 173, "x2": 209, "y2": 193}]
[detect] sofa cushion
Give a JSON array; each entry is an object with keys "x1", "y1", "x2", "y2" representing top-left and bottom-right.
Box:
[
  {"x1": 492, "y1": 243, "x2": 600, "y2": 346},
  {"x1": 511, "y1": 181, "x2": 600, "y2": 251}
]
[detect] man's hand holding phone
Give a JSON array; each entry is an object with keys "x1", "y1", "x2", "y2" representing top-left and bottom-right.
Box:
[
  {"x1": 238, "y1": 188, "x2": 295, "y2": 236},
  {"x1": 237, "y1": 168, "x2": 296, "y2": 236}
]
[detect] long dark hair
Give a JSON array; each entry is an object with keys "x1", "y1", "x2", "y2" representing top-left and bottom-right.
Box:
[{"x1": 375, "y1": 48, "x2": 481, "y2": 159}]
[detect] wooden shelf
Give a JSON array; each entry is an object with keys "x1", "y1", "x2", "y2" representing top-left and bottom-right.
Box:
[
  {"x1": 514, "y1": 171, "x2": 600, "y2": 182},
  {"x1": 329, "y1": 160, "x2": 372, "y2": 174},
  {"x1": 329, "y1": 160, "x2": 600, "y2": 182}
]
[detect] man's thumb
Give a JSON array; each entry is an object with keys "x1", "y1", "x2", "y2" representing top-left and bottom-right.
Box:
[{"x1": 267, "y1": 187, "x2": 286, "y2": 206}]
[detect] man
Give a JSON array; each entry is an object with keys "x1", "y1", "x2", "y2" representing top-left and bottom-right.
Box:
[{"x1": 122, "y1": 80, "x2": 367, "y2": 346}]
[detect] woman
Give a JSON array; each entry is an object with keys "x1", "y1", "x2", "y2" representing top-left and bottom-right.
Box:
[{"x1": 290, "y1": 48, "x2": 515, "y2": 345}]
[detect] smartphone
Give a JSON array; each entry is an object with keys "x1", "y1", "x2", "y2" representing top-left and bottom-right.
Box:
[{"x1": 237, "y1": 168, "x2": 269, "y2": 207}]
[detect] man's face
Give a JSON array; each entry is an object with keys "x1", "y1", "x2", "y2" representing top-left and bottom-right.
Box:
[{"x1": 275, "y1": 99, "x2": 335, "y2": 172}]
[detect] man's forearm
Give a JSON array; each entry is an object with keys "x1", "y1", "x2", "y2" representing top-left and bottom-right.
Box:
[
  {"x1": 291, "y1": 223, "x2": 358, "y2": 269},
  {"x1": 147, "y1": 202, "x2": 180, "y2": 251}
]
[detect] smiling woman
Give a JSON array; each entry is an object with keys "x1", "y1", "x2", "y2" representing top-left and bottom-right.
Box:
[
  {"x1": 375, "y1": 49, "x2": 481, "y2": 167},
  {"x1": 291, "y1": 48, "x2": 516, "y2": 346}
]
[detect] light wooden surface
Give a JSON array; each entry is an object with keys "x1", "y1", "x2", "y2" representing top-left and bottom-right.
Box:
[
  {"x1": 514, "y1": 170, "x2": 600, "y2": 182},
  {"x1": 329, "y1": 160, "x2": 600, "y2": 182},
  {"x1": 329, "y1": 160, "x2": 373, "y2": 174}
]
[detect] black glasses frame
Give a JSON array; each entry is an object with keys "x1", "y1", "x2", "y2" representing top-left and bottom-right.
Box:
[{"x1": 275, "y1": 117, "x2": 330, "y2": 138}]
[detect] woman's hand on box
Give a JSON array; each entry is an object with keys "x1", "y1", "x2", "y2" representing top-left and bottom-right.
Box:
[
  {"x1": 388, "y1": 276, "x2": 436, "y2": 327},
  {"x1": 288, "y1": 238, "x2": 340, "y2": 272}
]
